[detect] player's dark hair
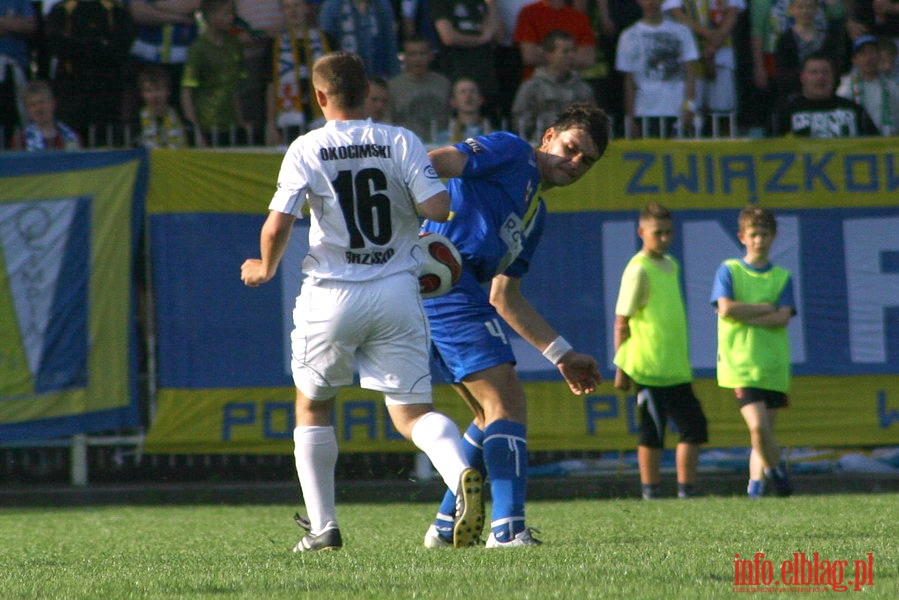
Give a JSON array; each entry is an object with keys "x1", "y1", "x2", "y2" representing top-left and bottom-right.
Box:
[
  {"x1": 313, "y1": 51, "x2": 368, "y2": 110},
  {"x1": 541, "y1": 29, "x2": 573, "y2": 53},
  {"x1": 640, "y1": 202, "x2": 671, "y2": 222},
  {"x1": 548, "y1": 103, "x2": 611, "y2": 159},
  {"x1": 738, "y1": 205, "x2": 777, "y2": 234}
]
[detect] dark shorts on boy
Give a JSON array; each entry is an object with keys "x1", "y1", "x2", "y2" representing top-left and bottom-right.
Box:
[
  {"x1": 734, "y1": 387, "x2": 789, "y2": 409},
  {"x1": 635, "y1": 382, "x2": 708, "y2": 448}
]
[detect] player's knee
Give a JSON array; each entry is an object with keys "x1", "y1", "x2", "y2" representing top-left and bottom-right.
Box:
[
  {"x1": 295, "y1": 375, "x2": 338, "y2": 402},
  {"x1": 294, "y1": 391, "x2": 335, "y2": 427},
  {"x1": 409, "y1": 410, "x2": 457, "y2": 447},
  {"x1": 745, "y1": 420, "x2": 769, "y2": 438}
]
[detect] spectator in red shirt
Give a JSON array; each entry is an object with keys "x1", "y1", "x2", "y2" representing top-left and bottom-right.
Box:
[{"x1": 514, "y1": 0, "x2": 597, "y2": 79}]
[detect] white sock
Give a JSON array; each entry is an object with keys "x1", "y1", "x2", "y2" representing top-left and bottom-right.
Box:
[
  {"x1": 410, "y1": 411, "x2": 468, "y2": 492},
  {"x1": 293, "y1": 425, "x2": 339, "y2": 533}
]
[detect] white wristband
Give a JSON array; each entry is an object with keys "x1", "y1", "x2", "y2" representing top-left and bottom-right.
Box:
[{"x1": 542, "y1": 336, "x2": 573, "y2": 365}]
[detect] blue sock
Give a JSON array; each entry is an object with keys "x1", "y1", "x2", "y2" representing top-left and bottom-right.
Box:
[
  {"x1": 483, "y1": 420, "x2": 527, "y2": 542},
  {"x1": 461, "y1": 421, "x2": 486, "y2": 474},
  {"x1": 432, "y1": 422, "x2": 484, "y2": 539},
  {"x1": 747, "y1": 479, "x2": 765, "y2": 498}
]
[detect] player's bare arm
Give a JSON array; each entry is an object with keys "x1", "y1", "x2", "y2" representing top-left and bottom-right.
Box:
[
  {"x1": 489, "y1": 274, "x2": 556, "y2": 347},
  {"x1": 241, "y1": 210, "x2": 296, "y2": 286},
  {"x1": 490, "y1": 274, "x2": 601, "y2": 395},
  {"x1": 716, "y1": 297, "x2": 778, "y2": 321},
  {"x1": 428, "y1": 146, "x2": 469, "y2": 179},
  {"x1": 417, "y1": 191, "x2": 452, "y2": 222},
  {"x1": 613, "y1": 262, "x2": 645, "y2": 391},
  {"x1": 613, "y1": 314, "x2": 632, "y2": 391},
  {"x1": 743, "y1": 306, "x2": 794, "y2": 328}
]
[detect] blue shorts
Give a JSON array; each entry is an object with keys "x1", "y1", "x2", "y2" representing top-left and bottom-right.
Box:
[{"x1": 424, "y1": 271, "x2": 516, "y2": 383}]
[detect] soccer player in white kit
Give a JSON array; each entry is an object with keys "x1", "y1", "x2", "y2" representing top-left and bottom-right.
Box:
[{"x1": 240, "y1": 51, "x2": 483, "y2": 552}]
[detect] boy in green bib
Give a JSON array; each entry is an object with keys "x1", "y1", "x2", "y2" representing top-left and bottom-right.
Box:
[
  {"x1": 614, "y1": 203, "x2": 708, "y2": 499},
  {"x1": 711, "y1": 206, "x2": 796, "y2": 498}
]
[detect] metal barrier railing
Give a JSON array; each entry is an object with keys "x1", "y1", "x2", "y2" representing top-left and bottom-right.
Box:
[{"x1": 0, "y1": 113, "x2": 745, "y2": 152}]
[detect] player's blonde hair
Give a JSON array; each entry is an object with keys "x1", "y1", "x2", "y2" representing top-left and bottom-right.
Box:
[{"x1": 312, "y1": 52, "x2": 368, "y2": 111}]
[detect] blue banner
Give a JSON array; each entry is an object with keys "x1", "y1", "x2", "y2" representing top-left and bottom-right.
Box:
[{"x1": 150, "y1": 206, "x2": 899, "y2": 388}]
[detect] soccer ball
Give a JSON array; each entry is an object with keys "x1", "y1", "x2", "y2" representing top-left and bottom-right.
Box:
[{"x1": 417, "y1": 232, "x2": 462, "y2": 299}]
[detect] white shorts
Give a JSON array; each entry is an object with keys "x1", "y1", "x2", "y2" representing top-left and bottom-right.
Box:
[{"x1": 290, "y1": 272, "x2": 433, "y2": 401}]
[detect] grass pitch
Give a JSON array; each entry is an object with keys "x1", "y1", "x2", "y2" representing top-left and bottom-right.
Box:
[{"x1": 1, "y1": 493, "x2": 896, "y2": 599}]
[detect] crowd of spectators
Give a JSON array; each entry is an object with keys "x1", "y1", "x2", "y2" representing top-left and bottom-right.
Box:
[{"x1": 1, "y1": 0, "x2": 898, "y2": 150}]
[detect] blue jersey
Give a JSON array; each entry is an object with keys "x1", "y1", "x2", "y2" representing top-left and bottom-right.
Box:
[
  {"x1": 421, "y1": 132, "x2": 547, "y2": 382},
  {"x1": 421, "y1": 132, "x2": 546, "y2": 284},
  {"x1": 710, "y1": 260, "x2": 796, "y2": 310}
]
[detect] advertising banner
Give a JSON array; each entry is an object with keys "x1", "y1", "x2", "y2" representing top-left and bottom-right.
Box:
[
  {"x1": 0, "y1": 150, "x2": 147, "y2": 439},
  {"x1": 143, "y1": 140, "x2": 899, "y2": 453}
]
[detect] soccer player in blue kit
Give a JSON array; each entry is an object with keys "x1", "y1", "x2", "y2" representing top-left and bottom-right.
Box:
[{"x1": 421, "y1": 103, "x2": 610, "y2": 547}]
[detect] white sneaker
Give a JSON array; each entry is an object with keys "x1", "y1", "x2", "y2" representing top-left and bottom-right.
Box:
[
  {"x1": 485, "y1": 527, "x2": 542, "y2": 548},
  {"x1": 423, "y1": 524, "x2": 453, "y2": 548}
]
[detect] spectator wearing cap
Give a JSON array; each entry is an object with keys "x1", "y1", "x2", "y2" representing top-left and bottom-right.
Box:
[{"x1": 837, "y1": 35, "x2": 899, "y2": 136}]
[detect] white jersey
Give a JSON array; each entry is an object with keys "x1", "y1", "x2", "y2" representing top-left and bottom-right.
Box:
[
  {"x1": 269, "y1": 118, "x2": 446, "y2": 281},
  {"x1": 615, "y1": 19, "x2": 700, "y2": 117}
]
